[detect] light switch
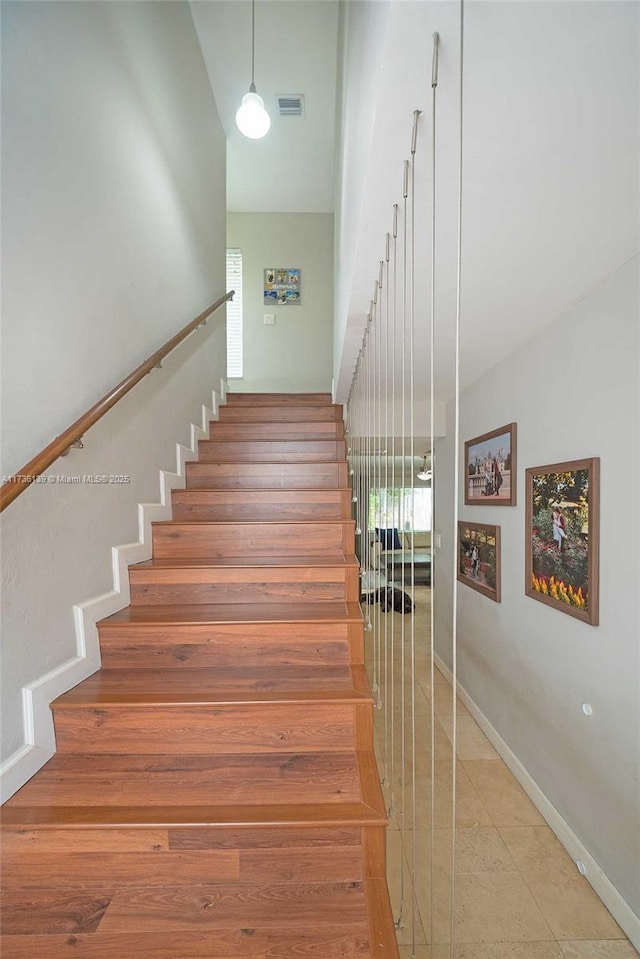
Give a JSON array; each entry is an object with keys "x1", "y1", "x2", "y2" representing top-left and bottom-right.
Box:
[{"x1": 264, "y1": 314, "x2": 275, "y2": 325}]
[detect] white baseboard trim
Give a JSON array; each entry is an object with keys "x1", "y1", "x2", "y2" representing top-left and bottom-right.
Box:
[
  {"x1": 434, "y1": 652, "x2": 640, "y2": 951},
  {"x1": 0, "y1": 388, "x2": 224, "y2": 805}
]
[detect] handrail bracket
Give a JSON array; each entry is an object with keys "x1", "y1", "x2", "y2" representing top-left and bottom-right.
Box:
[{"x1": 61, "y1": 437, "x2": 84, "y2": 457}]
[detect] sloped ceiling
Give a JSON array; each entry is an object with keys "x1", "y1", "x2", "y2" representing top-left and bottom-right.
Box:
[{"x1": 191, "y1": 0, "x2": 339, "y2": 213}]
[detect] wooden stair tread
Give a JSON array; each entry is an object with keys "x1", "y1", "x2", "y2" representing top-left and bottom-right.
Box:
[
  {"x1": 0, "y1": 925, "x2": 372, "y2": 958},
  {"x1": 2, "y1": 751, "x2": 363, "y2": 808},
  {"x1": 53, "y1": 665, "x2": 373, "y2": 706},
  {"x1": 226, "y1": 392, "x2": 333, "y2": 404},
  {"x1": 173, "y1": 487, "x2": 352, "y2": 494},
  {"x1": 185, "y1": 462, "x2": 349, "y2": 491},
  {"x1": 100, "y1": 601, "x2": 363, "y2": 627},
  {"x1": 208, "y1": 422, "x2": 345, "y2": 436},
  {"x1": 3, "y1": 748, "x2": 386, "y2": 821},
  {"x1": 132, "y1": 554, "x2": 359, "y2": 570},
  {"x1": 0, "y1": 883, "x2": 377, "y2": 950},
  {"x1": 198, "y1": 440, "x2": 343, "y2": 448},
  {"x1": 151, "y1": 519, "x2": 354, "y2": 527},
  {"x1": 1, "y1": 802, "x2": 385, "y2": 828},
  {"x1": 2, "y1": 750, "x2": 385, "y2": 822},
  {"x1": 219, "y1": 404, "x2": 342, "y2": 420},
  {"x1": 1, "y1": 391, "x2": 398, "y2": 958}
]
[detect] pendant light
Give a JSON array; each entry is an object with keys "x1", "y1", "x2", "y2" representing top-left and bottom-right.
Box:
[
  {"x1": 235, "y1": 0, "x2": 271, "y2": 139},
  {"x1": 416, "y1": 453, "x2": 432, "y2": 482}
]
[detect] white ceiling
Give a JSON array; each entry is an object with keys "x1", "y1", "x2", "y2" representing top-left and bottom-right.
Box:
[
  {"x1": 191, "y1": 1, "x2": 638, "y2": 411},
  {"x1": 191, "y1": 0, "x2": 339, "y2": 213}
]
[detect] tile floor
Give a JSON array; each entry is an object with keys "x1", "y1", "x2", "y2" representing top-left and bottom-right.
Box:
[{"x1": 364, "y1": 586, "x2": 639, "y2": 959}]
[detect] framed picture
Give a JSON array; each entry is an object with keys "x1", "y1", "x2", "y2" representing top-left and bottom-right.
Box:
[
  {"x1": 465, "y1": 423, "x2": 517, "y2": 506},
  {"x1": 458, "y1": 521, "x2": 501, "y2": 603},
  {"x1": 264, "y1": 267, "x2": 301, "y2": 305},
  {"x1": 525, "y1": 458, "x2": 600, "y2": 625}
]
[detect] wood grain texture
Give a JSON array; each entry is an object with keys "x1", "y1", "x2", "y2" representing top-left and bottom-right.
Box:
[
  {"x1": 362, "y1": 828, "x2": 387, "y2": 879},
  {"x1": 1, "y1": 393, "x2": 398, "y2": 957},
  {"x1": 96, "y1": 881, "x2": 367, "y2": 932},
  {"x1": 225, "y1": 393, "x2": 333, "y2": 405},
  {"x1": 197, "y1": 440, "x2": 346, "y2": 464},
  {"x1": 237, "y1": 846, "x2": 362, "y2": 883},
  {"x1": 99, "y1": 601, "x2": 363, "y2": 628},
  {"x1": 4, "y1": 753, "x2": 362, "y2": 808},
  {"x1": 167, "y1": 826, "x2": 361, "y2": 850},
  {"x1": 265, "y1": 928, "x2": 370, "y2": 958},
  {"x1": 171, "y1": 489, "x2": 352, "y2": 523},
  {"x1": 4, "y1": 849, "x2": 240, "y2": 888},
  {"x1": 1, "y1": 828, "x2": 169, "y2": 855},
  {"x1": 185, "y1": 461, "x2": 348, "y2": 490},
  {"x1": 0, "y1": 888, "x2": 112, "y2": 935},
  {"x1": 2, "y1": 800, "x2": 384, "y2": 829},
  {"x1": 151, "y1": 521, "x2": 354, "y2": 560},
  {"x1": 0, "y1": 931, "x2": 268, "y2": 959},
  {"x1": 208, "y1": 421, "x2": 345, "y2": 441},
  {"x1": 97, "y1": 621, "x2": 353, "y2": 670},
  {"x1": 54, "y1": 665, "x2": 372, "y2": 704},
  {"x1": 218, "y1": 404, "x2": 342, "y2": 422},
  {"x1": 128, "y1": 561, "x2": 360, "y2": 606},
  {"x1": 364, "y1": 880, "x2": 400, "y2": 959},
  {"x1": 53, "y1": 703, "x2": 356, "y2": 754}
]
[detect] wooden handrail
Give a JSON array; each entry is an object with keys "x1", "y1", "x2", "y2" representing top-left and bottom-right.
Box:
[{"x1": 0, "y1": 291, "x2": 234, "y2": 513}]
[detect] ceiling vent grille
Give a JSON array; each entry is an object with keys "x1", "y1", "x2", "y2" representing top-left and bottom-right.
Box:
[{"x1": 277, "y1": 95, "x2": 305, "y2": 118}]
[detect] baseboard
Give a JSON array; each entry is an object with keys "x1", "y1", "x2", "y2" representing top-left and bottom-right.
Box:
[
  {"x1": 0, "y1": 387, "x2": 225, "y2": 804},
  {"x1": 434, "y1": 652, "x2": 640, "y2": 950}
]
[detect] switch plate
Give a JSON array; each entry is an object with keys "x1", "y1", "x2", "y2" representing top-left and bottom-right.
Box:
[{"x1": 264, "y1": 314, "x2": 275, "y2": 325}]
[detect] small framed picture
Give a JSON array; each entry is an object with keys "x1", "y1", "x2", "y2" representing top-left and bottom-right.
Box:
[
  {"x1": 525, "y1": 457, "x2": 600, "y2": 625},
  {"x1": 465, "y1": 423, "x2": 517, "y2": 506},
  {"x1": 458, "y1": 521, "x2": 501, "y2": 603},
  {"x1": 264, "y1": 267, "x2": 301, "y2": 305}
]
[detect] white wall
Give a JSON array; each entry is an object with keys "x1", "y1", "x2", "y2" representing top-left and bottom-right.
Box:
[
  {"x1": 226, "y1": 213, "x2": 334, "y2": 393},
  {"x1": 333, "y1": 0, "x2": 391, "y2": 393},
  {"x1": 434, "y1": 257, "x2": 639, "y2": 925},
  {"x1": 1, "y1": 2, "x2": 227, "y2": 774}
]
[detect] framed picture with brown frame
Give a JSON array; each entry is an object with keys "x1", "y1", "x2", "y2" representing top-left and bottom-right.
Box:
[
  {"x1": 525, "y1": 457, "x2": 600, "y2": 626},
  {"x1": 458, "y1": 521, "x2": 501, "y2": 603},
  {"x1": 464, "y1": 423, "x2": 517, "y2": 506}
]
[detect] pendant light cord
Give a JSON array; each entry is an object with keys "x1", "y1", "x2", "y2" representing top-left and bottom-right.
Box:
[{"x1": 250, "y1": 0, "x2": 256, "y2": 91}]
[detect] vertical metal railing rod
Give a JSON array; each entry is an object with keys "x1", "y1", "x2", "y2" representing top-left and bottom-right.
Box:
[{"x1": 429, "y1": 31, "x2": 440, "y2": 952}]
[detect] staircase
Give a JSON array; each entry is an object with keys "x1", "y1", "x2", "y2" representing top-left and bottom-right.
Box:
[{"x1": 1, "y1": 393, "x2": 399, "y2": 958}]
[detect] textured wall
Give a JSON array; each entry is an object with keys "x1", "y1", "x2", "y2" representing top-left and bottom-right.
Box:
[{"x1": 1, "y1": 1, "x2": 227, "y2": 766}]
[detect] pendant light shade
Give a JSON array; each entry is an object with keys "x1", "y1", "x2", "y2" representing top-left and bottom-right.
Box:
[
  {"x1": 236, "y1": 1, "x2": 270, "y2": 140},
  {"x1": 236, "y1": 88, "x2": 271, "y2": 139},
  {"x1": 417, "y1": 453, "x2": 432, "y2": 482}
]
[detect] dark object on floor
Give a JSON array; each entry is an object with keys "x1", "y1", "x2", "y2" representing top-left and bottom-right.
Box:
[{"x1": 364, "y1": 587, "x2": 414, "y2": 614}]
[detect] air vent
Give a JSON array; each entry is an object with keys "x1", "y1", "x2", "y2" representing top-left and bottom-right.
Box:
[{"x1": 277, "y1": 95, "x2": 305, "y2": 118}]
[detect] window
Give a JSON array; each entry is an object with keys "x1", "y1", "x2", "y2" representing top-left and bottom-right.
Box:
[
  {"x1": 226, "y1": 248, "x2": 243, "y2": 378},
  {"x1": 369, "y1": 486, "x2": 432, "y2": 532}
]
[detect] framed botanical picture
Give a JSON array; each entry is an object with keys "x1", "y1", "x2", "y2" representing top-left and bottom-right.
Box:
[
  {"x1": 464, "y1": 423, "x2": 517, "y2": 506},
  {"x1": 458, "y1": 521, "x2": 501, "y2": 603},
  {"x1": 525, "y1": 457, "x2": 600, "y2": 625}
]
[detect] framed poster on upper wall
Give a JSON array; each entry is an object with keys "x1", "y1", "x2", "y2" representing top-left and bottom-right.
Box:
[
  {"x1": 264, "y1": 268, "x2": 301, "y2": 305},
  {"x1": 525, "y1": 457, "x2": 600, "y2": 626},
  {"x1": 464, "y1": 423, "x2": 517, "y2": 506}
]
